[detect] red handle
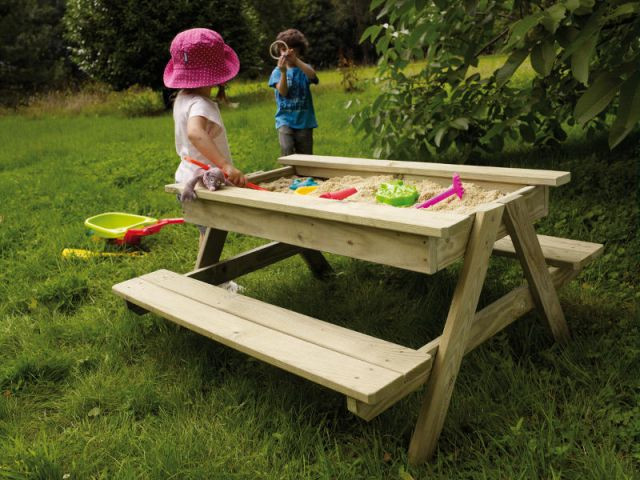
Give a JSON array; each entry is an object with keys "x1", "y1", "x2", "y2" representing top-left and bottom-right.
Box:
[
  {"x1": 123, "y1": 218, "x2": 184, "y2": 243},
  {"x1": 319, "y1": 187, "x2": 357, "y2": 200},
  {"x1": 185, "y1": 156, "x2": 267, "y2": 191}
]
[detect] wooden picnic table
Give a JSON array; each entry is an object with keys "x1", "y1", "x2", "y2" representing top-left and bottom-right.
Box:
[{"x1": 113, "y1": 154, "x2": 603, "y2": 464}]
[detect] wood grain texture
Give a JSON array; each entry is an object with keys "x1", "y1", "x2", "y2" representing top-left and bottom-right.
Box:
[
  {"x1": 279, "y1": 154, "x2": 571, "y2": 186},
  {"x1": 113, "y1": 270, "x2": 432, "y2": 404},
  {"x1": 502, "y1": 196, "x2": 571, "y2": 343},
  {"x1": 408, "y1": 203, "x2": 504, "y2": 465}
]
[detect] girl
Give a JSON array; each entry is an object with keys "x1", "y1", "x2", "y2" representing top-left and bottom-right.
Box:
[{"x1": 163, "y1": 28, "x2": 247, "y2": 247}]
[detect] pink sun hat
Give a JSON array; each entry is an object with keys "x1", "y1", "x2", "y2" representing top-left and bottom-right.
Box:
[{"x1": 163, "y1": 28, "x2": 240, "y2": 89}]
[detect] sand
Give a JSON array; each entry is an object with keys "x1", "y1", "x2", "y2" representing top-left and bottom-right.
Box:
[{"x1": 259, "y1": 174, "x2": 504, "y2": 214}]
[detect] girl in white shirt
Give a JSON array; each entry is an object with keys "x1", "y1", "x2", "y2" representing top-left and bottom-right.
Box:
[{"x1": 163, "y1": 28, "x2": 247, "y2": 244}]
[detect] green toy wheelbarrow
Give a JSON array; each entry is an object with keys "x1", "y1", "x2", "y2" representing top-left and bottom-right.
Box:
[{"x1": 85, "y1": 212, "x2": 184, "y2": 245}]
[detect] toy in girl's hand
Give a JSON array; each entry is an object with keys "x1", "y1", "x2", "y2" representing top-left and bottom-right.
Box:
[
  {"x1": 415, "y1": 173, "x2": 465, "y2": 209},
  {"x1": 375, "y1": 180, "x2": 419, "y2": 207},
  {"x1": 290, "y1": 177, "x2": 318, "y2": 190},
  {"x1": 180, "y1": 167, "x2": 231, "y2": 202}
]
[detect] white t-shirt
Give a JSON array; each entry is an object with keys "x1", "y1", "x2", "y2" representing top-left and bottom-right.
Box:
[{"x1": 172, "y1": 91, "x2": 233, "y2": 184}]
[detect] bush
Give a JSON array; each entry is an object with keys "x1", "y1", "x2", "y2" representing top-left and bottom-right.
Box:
[
  {"x1": 64, "y1": 0, "x2": 265, "y2": 91},
  {"x1": 0, "y1": 0, "x2": 75, "y2": 106},
  {"x1": 118, "y1": 86, "x2": 164, "y2": 117}
]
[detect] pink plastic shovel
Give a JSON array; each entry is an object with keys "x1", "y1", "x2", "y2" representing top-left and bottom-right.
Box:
[{"x1": 415, "y1": 173, "x2": 465, "y2": 209}]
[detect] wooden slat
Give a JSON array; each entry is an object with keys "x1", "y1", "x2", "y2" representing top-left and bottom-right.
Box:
[
  {"x1": 182, "y1": 199, "x2": 440, "y2": 274},
  {"x1": 188, "y1": 242, "x2": 303, "y2": 284},
  {"x1": 494, "y1": 234, "x2": 604, "y2": 270},
  {"x1": 408, "y1": 203, "x2": 504, "y2": 464},
  {"x1": 166, "y1": 183, "x2": 471, "y2": 239},
  {"x1": 113, "y1": 275, "x2": 414, "y2": 403},
  {"x1": 279, "y1": 154, "x2": 571, "y2": 187},
  {"x1": 502, "y1": 196, "x2": 571, "y2": 343},
  {"x1": 247, "y1": 166, "x2": 295, "y2": 183},
  {"x1": 138, "y1": 269, "x2": 431, "y2": 382}
]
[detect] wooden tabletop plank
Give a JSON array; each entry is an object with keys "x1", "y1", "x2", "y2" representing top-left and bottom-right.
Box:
[
  {"x1": 166, "y1": 183, "x2": 472, "y2": 238},
  {"x1": 278, "y1": 154, "x2": 571, "y2": 187}
]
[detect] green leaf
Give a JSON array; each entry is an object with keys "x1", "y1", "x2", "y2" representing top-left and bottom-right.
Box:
[
  {"x1": 496, "y1": 49, "x2": 529, "y2": 87},
  {"x1": 607, "y1": 2, "x2": 640, "y2": 20},
  {"x1": 434, "y1": 126, "x2": 448, "y2": 147},
  {"x1": 370, "y1": 0, "x2": 387, "y2": 11},
  {"x1": 541, "y1": 4, "x2": 566, "y2": 33},
  {"x1": 571, "y1": 32, "x2": 598, "y2": 84},
  {"x1": 450, "y1": 117, "x2": 470, "y2": 130},
  {"x1": 609, "y1": 71, "x2": 640, "y2": 148},
  {"x1": 505, "y1": 12, "x2": 545, "y2": 50},
  {"x1": 360, "y1": 25, "x2": 382, "y2": 44},
  {"x1": 565, "y1": 0, "x2": 581, "y2": 12},
  {"x1": 574, "y1": 72, "x2": 624, "y2": 124},
  {"x1": 531, "y1": 40, "x2": 556, "y2": 77}
]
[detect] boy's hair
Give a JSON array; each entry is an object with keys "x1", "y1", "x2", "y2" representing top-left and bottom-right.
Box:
[{"x1": 276, "y1": 29, "x2": 309, "y2": 56}]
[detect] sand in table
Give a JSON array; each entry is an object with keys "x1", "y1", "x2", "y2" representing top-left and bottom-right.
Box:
[{"x1": 260, "y1": 175, "x2": 504, "y2": 213}]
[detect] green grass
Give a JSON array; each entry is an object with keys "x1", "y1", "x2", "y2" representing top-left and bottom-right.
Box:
[{"x1": 0, "y1": 64, "x2": 638, "y2": 479}]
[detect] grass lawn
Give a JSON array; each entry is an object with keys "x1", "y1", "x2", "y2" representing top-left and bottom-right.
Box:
[{"x1": 0, "y1": 61, "x2": 638, "y2": 479}]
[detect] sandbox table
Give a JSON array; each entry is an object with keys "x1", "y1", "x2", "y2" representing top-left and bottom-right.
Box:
[{"x1": 113, "y1": 154, "x2": 603, "y2": 464}]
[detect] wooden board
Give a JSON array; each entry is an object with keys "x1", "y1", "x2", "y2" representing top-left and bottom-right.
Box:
[
  {"x1": 112, "y1": 270, "x2": 432, "y2": 404},
  {"x1": 279, "y1": 154, "x2": 571, "y2": 187},
  {"x1": 493, "y1": 234, "x2": 604, "y2": 270},
  {"x1": 166, "y1": 183, "x2": 471, "y2": 239},
  {"x1": 181, "y1": 199, "x2": 440, "y2": 274}
]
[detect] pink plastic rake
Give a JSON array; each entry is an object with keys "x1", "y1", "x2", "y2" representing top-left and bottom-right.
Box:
[{"x1": 415, "y1": 173, "x2": 465, "y2": 209}]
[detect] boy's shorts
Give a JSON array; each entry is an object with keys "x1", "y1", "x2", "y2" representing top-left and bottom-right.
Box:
[{"x1": 278, "y1": 126, "x2": 313, "y2": 156}]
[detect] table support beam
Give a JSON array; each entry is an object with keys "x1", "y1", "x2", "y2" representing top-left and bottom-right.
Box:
[
  {"x1": 348, "y1": 265, "x2": 577, "y2": 422},
  {"x1": 502, "y1": 196, "x2": 571, "y2": 343},
  {"x1": 408, "y1": 203, "x2": 504, "y2": 465},
  {"x1": 187, "y1": 241, "x2": 303, "y2": 285}
]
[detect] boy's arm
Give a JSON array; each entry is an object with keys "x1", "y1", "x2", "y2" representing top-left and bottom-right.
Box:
[
  {"x1": 276, "y1": 56, "x2": 288, "y2": 96},
  {"x1": 186, "y1": 116, "x2": 246, "y2": 186},
  {"x1": 294, "y1": 58, "x2": 318, "y2": 83}
]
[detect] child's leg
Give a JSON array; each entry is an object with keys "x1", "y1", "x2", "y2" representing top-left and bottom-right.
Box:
[
  {"x1": 278, "y1": 126, "x2": 296, "y2": 156},
  {"x1": 294, "y1": 128, "x2": 313, "y2": 155}
]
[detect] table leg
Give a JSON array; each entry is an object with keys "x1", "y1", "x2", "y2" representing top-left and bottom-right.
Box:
[
  {"x1": 408, "y1": 203, "x2": 504, "y2": 465},
  {"x1": 502, "y1": 196, "x2": 570, "y2": 343},
  {"x1": 196, "y1": 228, "x2": 228, "y2": 270},
  {"x1": 299, "y1": 249, "x2": 333, "y2": 279}
]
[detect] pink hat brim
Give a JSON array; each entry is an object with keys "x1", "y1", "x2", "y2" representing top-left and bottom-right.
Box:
[{"x1": 163, "y1": 44, "x2": 240, "y2": 89}]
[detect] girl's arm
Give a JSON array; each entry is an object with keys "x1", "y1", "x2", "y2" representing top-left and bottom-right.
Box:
[{"x1": 186, "y1": 115, "x2": 246, "y2": 186}]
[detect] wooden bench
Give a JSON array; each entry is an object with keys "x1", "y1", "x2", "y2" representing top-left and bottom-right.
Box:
[{"x1": 113, "y1": 269, "x2": 433, "y2": 407}]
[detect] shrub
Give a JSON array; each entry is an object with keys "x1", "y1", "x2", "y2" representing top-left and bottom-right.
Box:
[
  {"x1": 118, "y1": 86, "x2": 164, "y2": 117},
  {"x1": 64, "y1": 0, "x2": 264, "y2": 91}
]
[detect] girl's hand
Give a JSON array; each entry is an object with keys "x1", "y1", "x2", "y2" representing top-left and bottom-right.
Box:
[{"x1": 223, "y1": 164, "x2": 247, "y2": 187}]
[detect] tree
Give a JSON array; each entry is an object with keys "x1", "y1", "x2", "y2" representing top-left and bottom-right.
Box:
[
  {"x1": 0, "y1": 0, "x2": 72, "y2": 106},
  {"x1": 354, "y1": 0, "x2": 640, "y2": 161},
  {"x1": 64, "y1": 0, "x2": 265, "y2": 91}
]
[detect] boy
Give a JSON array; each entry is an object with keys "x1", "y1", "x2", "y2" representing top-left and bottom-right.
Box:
[{"x1": 268, "y1": 29, "x2": 319, "y2": 156}]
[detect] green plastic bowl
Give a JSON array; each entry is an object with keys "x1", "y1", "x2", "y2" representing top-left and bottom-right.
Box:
[
  {"x1": 375, "y1": 180, "x2": 419, "y2": 207},
  {"x1": 85, "y1": 212, "x2": 158, "y2": 239}
]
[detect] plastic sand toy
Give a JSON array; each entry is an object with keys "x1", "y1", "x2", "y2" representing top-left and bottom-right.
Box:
[
  {"x1": 319, "y1": 187, "x2": 358, "y2": 200},
  {"x1": 294, "y1": 186, "x2": 318, "y2": 195},
  {"x1": 290, "y1": 177, "x2": 318, "y2": 190},
  {"x1": 415, "y1": 173, "x2": 465, "y2": 209},
  {"x1": 85, "y1": 212, "x2": 184, "y2": 245},
  {"x1": 375, "y1": 181, "x2": 419, "y2": 207}
]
